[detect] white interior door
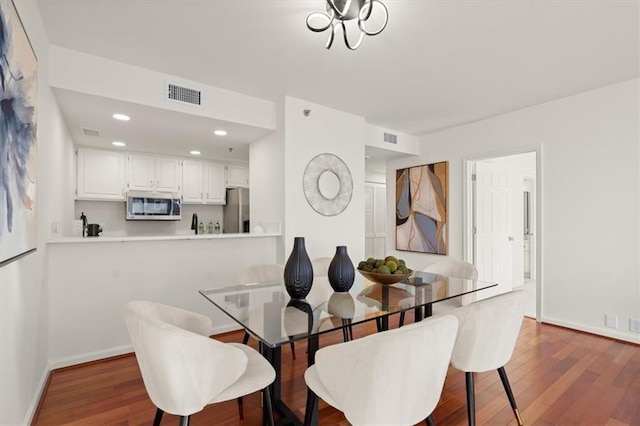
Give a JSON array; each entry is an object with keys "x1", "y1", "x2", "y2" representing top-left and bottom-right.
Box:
[
  {"x1": 365, "y1": 182, "x2": 386, "y2": 259},
  {"x1": 474, "y1": 161, "x2": 513, "y2": 297}
]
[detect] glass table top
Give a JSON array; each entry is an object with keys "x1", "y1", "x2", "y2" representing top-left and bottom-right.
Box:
[{"x1": 199, "y1": 272, "x2": 497, "y2": 348}]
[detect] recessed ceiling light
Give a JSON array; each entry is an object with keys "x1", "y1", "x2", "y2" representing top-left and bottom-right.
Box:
[
  {"x1": 190, "y1": 150, "x2": 201, "y2": 155},
  {"x1": 112, "y1": 113, "x2": 130, "y2": 121},
  {"x1": 112, "y1": 141, "x2": 126, "y2": 147},
  {"x1": 214, "y1": 130, "x2": 227, "y2": 136}
]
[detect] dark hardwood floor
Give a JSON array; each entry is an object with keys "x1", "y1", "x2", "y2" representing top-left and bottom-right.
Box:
[{"x1": 34, "y1": 317, "x2": 639, "y2": 425}]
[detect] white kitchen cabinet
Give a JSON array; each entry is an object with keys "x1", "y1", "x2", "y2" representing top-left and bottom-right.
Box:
[
  {"x1": 155, "y1": 156, "x2": 182, "y2": 193},
  {"x1": 205, "y1": 162, "x2": 225, "y2": 203},
  {"x1": 182, "y1": 160, "x2": 226, "y2": 204},
  {"x1": 126, "y1": 153, "x2": 181, "y2": 193},
  {"x1": 182, "y1": 160, "x2": 204, "y2": 203},
  {"x1": 76, "y1": 147, "x2": 126, "y2": 200},
  {"x1": 226, "y1": 164, "x2": 249, "y2": 188}
]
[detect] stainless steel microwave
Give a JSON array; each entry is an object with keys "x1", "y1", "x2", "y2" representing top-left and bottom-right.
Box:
[{"x1": 126, "y1": 192, "x2": 181, "y2": 220}]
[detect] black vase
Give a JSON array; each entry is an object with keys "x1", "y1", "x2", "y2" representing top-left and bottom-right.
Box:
[
  {"x1": 328, "y1": 246, "x2": 355, "y2": 292},
  {"x1": 284, "y1": 237, "x2": 314, "y2": 299}
]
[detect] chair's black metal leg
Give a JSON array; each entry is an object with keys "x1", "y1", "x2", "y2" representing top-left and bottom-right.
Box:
[
  {"x1": 348, "y1": 321, "x2": 354, "y2": 340},
  {"x1": 237, "y1": 396, "x2": 244, "y2": 420},
  {"x1": 381, "y1": 314, "x2": 389, "y2": 331},
  {"x1": 289, "y1": 337, "x2": 296, "y2": 360},
  {"x1": 178, "y1": 415, "x2": 190, "y2": 426},
  {"x1": 465, "y1": 372, "x2": 476, "y2": 426},
  {"x1": 399, "y1": 311, "x2": 405, "y2": 327},
  {"x1": 375, "y1": 317, "x2": 382, "y2": 332},
  {"x1": 424, "y1": 303, "x2": 432, "y2": 318},
  {"x1": 243, "y1": 331, "x2": 250, "y2": 345},
  {"x1": 263, "y1": 385, "x2": 275, "y2": 426},
  {"x1": 498, "y1": 366, "x2": 523, "y2": 426},
  {"x1": 303, "y1": 388, "x2": 319, "y2": 426},
  {"x1": 341, "y1": 319, "x2": 350, "y2": 342},
  {"x1": 425, "y1": 414, "x2": 436, "y2": 426},
  {"x1": 153, "y1": 408, "x2": 164, "y2": 426}
]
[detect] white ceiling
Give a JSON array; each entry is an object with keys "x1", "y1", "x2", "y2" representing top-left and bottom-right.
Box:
[{"x1": 37, "y1": 0, "x2": 638, "y2": 161}]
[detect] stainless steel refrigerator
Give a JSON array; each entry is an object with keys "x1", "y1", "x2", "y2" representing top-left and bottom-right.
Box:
[{"x1": 223, "y1": 188, "x2": 250, "y2": 233}]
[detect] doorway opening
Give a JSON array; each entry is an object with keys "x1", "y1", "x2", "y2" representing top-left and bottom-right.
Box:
[{"x1": 463, "y1": 148, "x2": 541, "y2": 320}]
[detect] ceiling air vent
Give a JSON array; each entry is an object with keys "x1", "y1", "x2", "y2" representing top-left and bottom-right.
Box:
[
  {"x1": 81, "y1": 128, "x2": 100, "y2": 137},
  {"x1": 167, "y1": 83, "x2": 202, "y2": 106},
  {"x1": 383, "y1": 132, "x2": 397, "y2": 144}
]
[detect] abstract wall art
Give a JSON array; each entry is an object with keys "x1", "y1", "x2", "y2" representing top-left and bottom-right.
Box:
[
  {"x1": 396, "y1": 161, "x2": 448, "y2": 254},
  {"x1": 0, "y1": 0, "x2": 37, "y2": 267}
]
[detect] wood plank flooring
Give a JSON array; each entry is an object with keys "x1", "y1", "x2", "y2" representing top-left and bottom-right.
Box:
[{"x1": 34, "y1": 317, "x2": 639, "y2": 425}]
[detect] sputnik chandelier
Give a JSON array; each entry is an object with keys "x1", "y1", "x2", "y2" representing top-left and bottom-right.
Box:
[{"x1": 306, "y1": 0, "x2": 388, "y2": 50}]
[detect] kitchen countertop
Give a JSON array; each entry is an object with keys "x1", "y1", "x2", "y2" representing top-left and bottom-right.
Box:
[{"x1": 47, "y1": 232, "x2": 281, "y2": 244}]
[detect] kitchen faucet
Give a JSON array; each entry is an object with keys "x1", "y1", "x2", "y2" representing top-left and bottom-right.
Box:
[{"x1": 191, "y1": 213, "x2": 198, "y2": 235}]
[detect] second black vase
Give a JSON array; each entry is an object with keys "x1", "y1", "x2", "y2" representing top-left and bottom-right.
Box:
[
  {"x1": 328, "y1": 245, "x2": 355, "y2": 292},
  {"x1": 284, "y1": 237, "x2": 314, "y2": 299}
]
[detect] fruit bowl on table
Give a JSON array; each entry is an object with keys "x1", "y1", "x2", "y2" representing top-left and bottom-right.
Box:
[{"x1": 357, "y1": 269, "x2": 413, "y2": 285}]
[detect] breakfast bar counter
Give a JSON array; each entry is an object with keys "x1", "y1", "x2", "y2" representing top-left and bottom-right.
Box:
[
  {"x1": 47, "y1": 232, "x2": 280, "y2": 244},
  {"x1": 46, "y1": 232, "x2": 281, "y2": 368}
]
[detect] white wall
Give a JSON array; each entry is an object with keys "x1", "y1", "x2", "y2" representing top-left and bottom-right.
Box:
[
  {"x1": 48, "y1": 46, "x2": 276, "y2": 131},
  {"x1": 0, "y1": 2, "x2": 76, "y2": 424},
  {"x1": 365, "y1": 124, "x2": 419, "y2": 156},
  {"x1": 284, "y1": 97, "x2": 366, "y2": 289},
  {"x1": 365, "y1": 169, "x2": 386, "y2": 184},
  {"x1": 388, "y1": 79, "x2": 639, "y2": 343},
  {"x1": 250, "y1": 99, "x2": 286, "y2": 263}
]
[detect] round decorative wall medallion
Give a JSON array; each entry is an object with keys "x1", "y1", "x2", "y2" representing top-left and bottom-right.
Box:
[{"x1": 303, "y1": 153, "x2": 353, "y2": 216}]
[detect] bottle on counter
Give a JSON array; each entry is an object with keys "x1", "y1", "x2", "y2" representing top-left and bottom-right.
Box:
[
  {"x1": 198, "y1": 221, "x2": 204, "y2": 234},
  {"x1": 208, "y1": 221, "x2": 214, "y2": 234},
  {"x1": 215, "y1": 221, "x2": 221, "y2": 234}
]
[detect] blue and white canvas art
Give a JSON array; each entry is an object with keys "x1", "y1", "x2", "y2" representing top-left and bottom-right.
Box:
[{"x1": 0, "y1": 0, "x2": 37, "y2": 267}]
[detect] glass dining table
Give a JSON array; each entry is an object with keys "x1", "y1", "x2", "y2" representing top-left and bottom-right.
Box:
[{"x1": 199, "y1": 271, "x2": 497, "y2": 425}]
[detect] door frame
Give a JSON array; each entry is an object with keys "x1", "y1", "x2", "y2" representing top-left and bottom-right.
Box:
[{"x1": 462, "y1": 144, "x2": 543, "y2": 321}]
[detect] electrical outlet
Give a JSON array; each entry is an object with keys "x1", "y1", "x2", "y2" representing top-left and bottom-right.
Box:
[
  {"x1": 605, "y1": 314, "x2": 618, "y2": 329},
  {"x1": 630, "y1": 319, "x2": 640, "y2": 333}
]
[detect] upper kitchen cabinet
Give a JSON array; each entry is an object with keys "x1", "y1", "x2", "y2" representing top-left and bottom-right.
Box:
[
  {"x1": 76, "y1": 147, "x2": 126, "y2": 200},
  {"x1": 226, "y1": 164, "x2": 249, "y2": 188},
  {"x1": 182, "y1": 160, "x2": 225, "y2": 204},
  {"x1": 126, "y1": 153, "x2": 182, "y2": 193},
  {"x1": 205, "y1": 162, "x2": 226, "y2": 203}
]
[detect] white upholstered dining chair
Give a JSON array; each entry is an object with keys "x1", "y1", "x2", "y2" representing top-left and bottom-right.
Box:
[
  {"x1": 238, "y1": 263, "x2": 285, "y2": 285},
  {"x1": 237, "y1": 264, "x2": 299, "y2": 357},
  {"x1": 449, "y1": 290, "x2": 526, "y2": 426},
  {"x1": 124, "y1": 301, "x2": 276, "y2": 426},
  {"x1": 399, "y1": 257, "x2": 478, "y2": 327},
  {"x1": 303, "y1": 314, "x2": 459, "y2": 425},
  {"x1": 306, "y1": 257, "x2": 333, "y2": 307}
]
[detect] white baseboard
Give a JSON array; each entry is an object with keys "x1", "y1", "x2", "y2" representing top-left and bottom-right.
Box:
[
  {"x1": 49, "y1": 325, "x2": 242, "y2": 370},
  {"x1": 211, "y1": 323, "x2": 243, "y2": 335},
  {"x1": 23, "y1": 365, "x2": 50, "y2": 425},
  {"x1": 49, "y1": 344, "x2": 134, "y2": 370},
  {"x1": 542, "y1": 316, "x2": 640, "y2": 344}
]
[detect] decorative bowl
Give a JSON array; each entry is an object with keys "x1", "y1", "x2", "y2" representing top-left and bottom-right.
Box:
[{"x1": 357, "y1": 269, "x2": 413, "y2": 285}]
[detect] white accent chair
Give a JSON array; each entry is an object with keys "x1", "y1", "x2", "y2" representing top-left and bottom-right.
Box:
[
  {"x1": 238, "y1": 263, "x2": 285, "y2": 285},
  {"x1": 399, "y1": 258, "x2": 478, "y2": 327},
  {"x1": 449, "y1": 290, "x2": 526, "y2": 426},
  {"x1": 303, "y1": 314, "x2": 459, "y2": 425},
  {"x1": 309, "y1": 257, "x2": 354, "y2": 341},
  {"x1": 307, "y1": 257, "x2": 333, "y2": 307},
  {"x1": 124, "y1": 301, "x2": 276, "y2": 426},
  {"x1": 237, "y1": 264, "x2": 298, "y2": 358}
]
